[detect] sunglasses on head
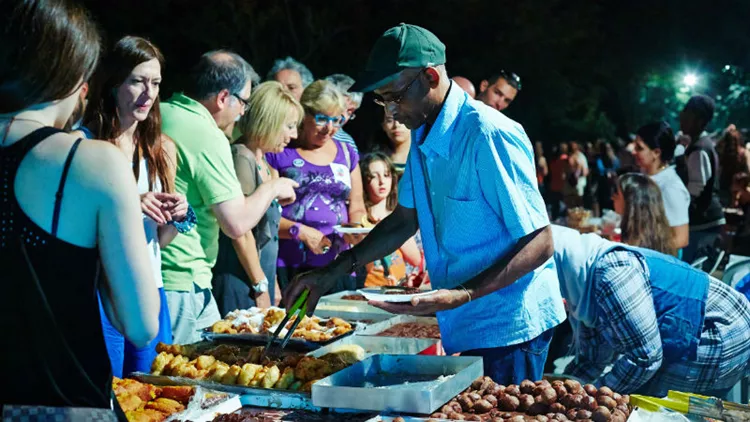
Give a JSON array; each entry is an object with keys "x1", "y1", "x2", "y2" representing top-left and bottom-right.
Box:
[{"x1": 499, "y1": 70, "x2": 522, "y2": 91}]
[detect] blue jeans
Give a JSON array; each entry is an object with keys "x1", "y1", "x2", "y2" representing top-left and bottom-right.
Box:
[
  {"x1": 462, "y1": 328, "x2": 554, "y2": 385},
  {"x1": 99, "y1": 288, "x2": 173, "y2": 377}
]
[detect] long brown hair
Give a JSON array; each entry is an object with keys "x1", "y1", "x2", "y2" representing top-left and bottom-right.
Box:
[
  {"x1": 84, "y1": 36, "x2": 172, "y2": 192},
  {"x1": 619, "y1": 173, "x2": 676, "y2": 255},
  {"x1": 361, "y1": 152, "x2": 399, "y2": 220},
  {"x1": 0, "y1": 0, "x2": 100, "y2": 114}
]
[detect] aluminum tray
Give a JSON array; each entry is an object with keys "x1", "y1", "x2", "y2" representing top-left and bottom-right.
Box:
[
  {"x1": 311, "y1": 354, "x2": 483, "y2": 414},
  {"x1": 307, "y1": 335, "x2": 439, "y2": 359},
  {"x1": 133, "y1": 373, "x2": 319, "y2": 411},
  {"x1": 318, "y1": 290, "x2": 393, "y2": 315},
  {"x1": 200, "y1": 322, "x2": 356, "y2": 350},
  {"x1": 356, "y1": 315, "x2": 439, "y2": 337}
]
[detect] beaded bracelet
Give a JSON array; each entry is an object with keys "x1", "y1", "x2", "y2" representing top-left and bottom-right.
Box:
[{"x1": 168, "y1": 205, "x2": 197, "y2": 234}]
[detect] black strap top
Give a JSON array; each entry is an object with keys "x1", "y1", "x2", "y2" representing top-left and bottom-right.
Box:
[{"x1": 0, "y1": 127, "x2": 112, "y2": 409}]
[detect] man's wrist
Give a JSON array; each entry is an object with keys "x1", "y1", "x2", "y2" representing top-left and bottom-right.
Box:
[{"x1": 333, "y1": 249, "x2": 358, "y2": 274}]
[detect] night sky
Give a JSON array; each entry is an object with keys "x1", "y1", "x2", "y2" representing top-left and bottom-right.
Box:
[{"x1": 82, "y1": 0, "x2": 750, "y2": 149}]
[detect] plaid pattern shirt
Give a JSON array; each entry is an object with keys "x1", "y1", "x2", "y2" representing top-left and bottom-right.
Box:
[{"x1": 566, "y1": 250, "x2": 750, "y2": 395}]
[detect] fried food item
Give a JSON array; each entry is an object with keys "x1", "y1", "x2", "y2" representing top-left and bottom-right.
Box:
[
  {"x1": 294, "y1": 356, "x2": 334, "y2": 382},
  {"x1": 211, "y1": 320, "x2": 236, "y2": 334},
  {"x1": 320, "y1": 345, "x2": 366, "y2": 366},
  {"x1": 150, "y1": 352, "x2": 174, "y2": 376},
  {"x1": 261, "y1": 365, "x2": 281, "y2": 389},
  {"x1": 263, "y1": 308, "x2": 286, "y2": 330},
  {"x1": 116, "y1": 393, "x2": 144, "y2": 413},
  {"x1": 195, "y1": 355, "x2": 216, "y2": 370},
  {"x1": 113, "y1": 377, "x2": 158, "y2": 402},
  {"x1": 221, "y1": 365, "x2": 242, "y2": 385},
  {"x1": 300, "y1": 379, "x2": 318, "y2": 392},
  {"x1": 274, "y1": 367, "x2": 296, "y2": 390},
  {"x1": 175, "y1": 362, "x2": 199, "y2": 379},
  {"x1": 158, "y1": 385, "x2": 194, "y2": 404},
  {"x1": 249, "y1": 367, "x2": 268, "y2": 387},
  {"x1": 293, "y1": 330, "x2": 325, "y2": 342},
  {"x1": 144, "y1": 397, "x2": 185, "y2": 414},
  {"x1": 163, "y1": 355, "x2": 188, "y2": 376},
  {"x1": 326, "y1": 317, "x2": 352, "y2": 329},
  {"x1": 125, "y1": 408, "x2": 168, "y2": 422},
  {"x1": 207, "y1": 362, "x2": 230, "y2": 382},
  {"x1": 237, "y1": 363, "x2": 262, "y2": 386}
]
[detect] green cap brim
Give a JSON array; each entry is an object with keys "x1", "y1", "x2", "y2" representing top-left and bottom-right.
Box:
[{"x1": 350, "y1": 69, "x2": 404, "y2": 93}]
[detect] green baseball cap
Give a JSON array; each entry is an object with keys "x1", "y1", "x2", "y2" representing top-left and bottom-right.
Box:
[{"x1": 350, "y1": 23, "x2": 446, "y2": 93}]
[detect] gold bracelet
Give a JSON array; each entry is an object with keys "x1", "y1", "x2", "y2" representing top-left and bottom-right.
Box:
[{"x1": 457, "y1": 284, "x2": 472, "y2": 303}]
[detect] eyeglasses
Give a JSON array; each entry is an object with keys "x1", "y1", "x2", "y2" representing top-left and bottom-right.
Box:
[
  {"x1": 373, "y1": 70, "x2": 424, "y2": 107},
  {"x1": 499, "y1": 70, "x2": 522, "y2": 91},
  {"x1": 312, "y1": 113, "x2": 345, "y2": 128},
  {"x1": 232, "y1": 93, "x2": 250, "y2": 111}
]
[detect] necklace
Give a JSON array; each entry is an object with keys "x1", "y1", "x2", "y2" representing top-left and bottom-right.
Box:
[{"x1": 257, "y1": 157, "x2": 271, "y2": 177}]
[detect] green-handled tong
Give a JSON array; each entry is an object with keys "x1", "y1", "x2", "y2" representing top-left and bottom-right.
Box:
[{"x1": 261, "y1": 289, "x2": 309, "y2": 361}]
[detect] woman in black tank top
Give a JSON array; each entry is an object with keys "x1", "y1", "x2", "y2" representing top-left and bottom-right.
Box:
[{"x1": 0, "y1": 0, "x2": 159, "y2": 416}]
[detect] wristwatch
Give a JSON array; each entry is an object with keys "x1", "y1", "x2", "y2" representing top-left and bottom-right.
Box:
[
  {"x1": 252, "y1": 278, "x2": 269, "y2": 294},
  {"x1": 289, "y1": 222, "x2": 302, "y2": 241}
]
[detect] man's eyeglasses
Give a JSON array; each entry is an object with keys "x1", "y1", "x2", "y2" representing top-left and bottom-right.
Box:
[
  {"x1": 232, "y1": 93, "x2": 250, "y2": 111},
  {"x1": 313, "y1": 113, "x2": 345, "y2": 128},
  {"x1": 373, "y1": 70, "x2": 423, "y2": 107},
  {"x1": 499, "y1": 70, "x2": 522, "y2": 91}
]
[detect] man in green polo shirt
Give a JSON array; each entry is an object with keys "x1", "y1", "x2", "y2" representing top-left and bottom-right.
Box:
[{"x1": 161, "y1": 50, "x2": 297, "y2": 343}]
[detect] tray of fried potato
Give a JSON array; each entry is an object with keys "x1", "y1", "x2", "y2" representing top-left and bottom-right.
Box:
[
  {"x1": 203, "y1": 307, "x2": 357, "y2": 349},
  {"x1": 138, "y1": 342, "x2": 366, "y2": 401}
]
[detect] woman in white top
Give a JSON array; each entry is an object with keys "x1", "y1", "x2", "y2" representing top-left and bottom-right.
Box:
[
  {"x1": 84, "y1": 36, "x2": 192, "y2": 376},
  {"x1": 631, "y1": 121, "x2": 690, "y2": 250}
]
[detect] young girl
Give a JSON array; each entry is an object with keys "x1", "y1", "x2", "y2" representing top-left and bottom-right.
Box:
[{"x1": 359, "y1": 152, "x2": 423, "y2": 286}]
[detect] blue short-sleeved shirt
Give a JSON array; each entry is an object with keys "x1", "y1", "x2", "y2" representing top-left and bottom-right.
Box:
[{"x1": 399, "y1": 83, "x2": 566, "y2": 353}]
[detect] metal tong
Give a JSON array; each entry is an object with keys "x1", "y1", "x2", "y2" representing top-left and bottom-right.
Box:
[{"x1": 260, "y1": 289, "x2": 309, "y2": 361}]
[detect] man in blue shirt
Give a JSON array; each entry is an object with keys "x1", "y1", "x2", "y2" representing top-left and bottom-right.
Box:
[{"x1": 284, "y1": 24, "x2": 565, "y2": 384}]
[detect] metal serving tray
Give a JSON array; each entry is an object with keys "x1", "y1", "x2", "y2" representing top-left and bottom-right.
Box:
[
  {"x1": 318, "y1": 290, "x2": 393, "y2": 315},
  {"x1": 311, "y1": 354, "x2": 483, "y2": 414},
  {"x1": 133, "y1": 373, "x2": 319, "y2": 411},
  {"x1": 307, "y1": 335, "x2": 439, "y2": 359},
  {"x1": 356, "y1": 315, "x2": 439, "y2": 337},
  {"x1": 200, "y1": 323, "x2": 356, "y2": 351}
]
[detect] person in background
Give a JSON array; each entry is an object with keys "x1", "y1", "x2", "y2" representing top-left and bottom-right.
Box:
[
  {"x1": 325, "y1": 73, "x2": 362, "y2": 153},
  {"x1": 535, "y1": 141, "x2": 548, "y2": 195},
  {"x1": 452, "y1": 76, "x2": 476, "y2": 98},
  {"x1": 631, "y1": 122, "x2": 690, "y2": 251},
  {"x1": 1, "y1": 0, "x2": 158, "y2": 410},
  {"x1": 552, "y1": 224, "x2": 750, "y2": 396},
  {"x1": 267, "y1": 80, "x2": 366, "y2": 293},
  {"x1": 160, "y1": 51, "x2": 297, "y2": 343},
  {"x1": 612, "y1": 173, "x2": 676, "y2": 256},
  {"x1": 718, "y1": 128, "x2": 750, "y2": 206},
  {"x1": 564, "y1": 141, "x2": 588, "y2": 208},
  {"x1": 380, "y1": 110, "x2": 412, "y2": 173},
  {"x1": 595, "y1": 140, "x2": 620, "y2": 212},
  {"x1": 266, "y1": 56, "x2": 314, "y2": 101},
  {"x1": 729, "y1": 172, "x2": 750, "y2": 256},
  {"x1": 360, "y1": 152, "x2": 423, "y2": 286},
  {"x1": 84, "y1": 36, "x2": 190, "y2": 377},
  {"x1": 213, "y1": 81, "x2": 303, "y2": 314},
  {"x1": 286, "y1": 24, "x2": 564, "y2": 385},
  {"x1": 477, "y1": 70, "x2": 521, "y2": 112},
  {"x1": 615, "y1": 136, "x2": 638, "y2": 173},
  {"x1": 676, "y1": 95, "x2": 725, "y2": 263},
  {"x1": 548, "y1": 142, "x2": 569, "y2": 220}
]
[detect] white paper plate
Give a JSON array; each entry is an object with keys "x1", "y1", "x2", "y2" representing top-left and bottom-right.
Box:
[
  {"x1": 357, "y1": 288, "x2": 434, "y2": 303},
  {"x1": 333, "y1": 225, "x2": 373, "y2": 234}
]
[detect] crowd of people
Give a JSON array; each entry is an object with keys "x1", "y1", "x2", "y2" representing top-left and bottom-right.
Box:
[{"x1": 1, "y1": 0, "x2": 749, "y2": 418}]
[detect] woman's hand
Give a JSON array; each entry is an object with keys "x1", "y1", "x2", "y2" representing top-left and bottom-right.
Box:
[
  {"x1": 270, "y1": 177, "x2": 299, "y2": 206},
  {"x1": 159, "y1": 192, "x2": 189, "y2": 222},
  {"x1": 140, "y1": 192, "x2": 168, "y2": 225},
  {"x1": 299, "y1": 225, "x2": 333, "y2": 255}
]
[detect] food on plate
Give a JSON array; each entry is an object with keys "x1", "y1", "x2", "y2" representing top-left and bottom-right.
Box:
[
  {"x1": 430, "y1": 376, "x2": 632, "y2": 421},
  {"x1": 113, "y1": 377, "x2": 195, "y2": 422},
  {"x1": 209, "y1": 407, "x2": 376, "y2": 421},
  {"x1": 149, "y1": 345, "x2": 365, "y2": 392},
  {"x1": 207, "y1": 307, "x2": 353, "y2": 342},
  {"x1": 340, "y1": 294, "x2": 367, "y2": 301},
  {"x1": 382, "y1": 287, "x2": 422, "y2": 295},
  {"x1": 375, "y1": 322, "x2": 441, "y2": 339}
]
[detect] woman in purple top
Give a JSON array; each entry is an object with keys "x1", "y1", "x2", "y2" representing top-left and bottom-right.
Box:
[{"x1": 267, "y1": 80, "x2": 366, "y2": 293}]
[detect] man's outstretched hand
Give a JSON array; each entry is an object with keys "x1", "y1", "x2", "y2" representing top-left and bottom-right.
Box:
[{"x1": 282, "y1": 266, "x2": 343, "y2": 316}]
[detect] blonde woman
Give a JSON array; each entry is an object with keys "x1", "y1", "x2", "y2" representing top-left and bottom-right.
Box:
[
  {"x1": 267, "y1": 80, "x2": 367, "y2": 294},
  {"x1": 213, "y1": 82, "x2": 302, "y2": 313}
]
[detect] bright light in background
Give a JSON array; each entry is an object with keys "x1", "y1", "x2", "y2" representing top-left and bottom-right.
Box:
[{"x1": 683, "y1": 73, "x2": 698, "y2": 87}]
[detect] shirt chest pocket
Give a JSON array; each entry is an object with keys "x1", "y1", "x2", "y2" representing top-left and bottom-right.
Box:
[{"x1": 438, "y1": 196, "x2": 497, "y2": 256}]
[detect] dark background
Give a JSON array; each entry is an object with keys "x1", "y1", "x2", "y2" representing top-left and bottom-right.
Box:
[{"x1": 82, "y1": 0, "x2": 750, "y2": 150}]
